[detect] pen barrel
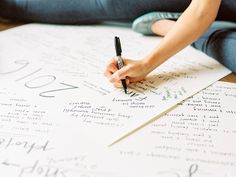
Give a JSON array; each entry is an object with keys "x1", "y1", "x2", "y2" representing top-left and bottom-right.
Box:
[
  {"x1": 117, "y1": 56, "x2": 126, "y2": 80},
  {"x1": 121, "y1": 79, "x2": 127, "y2": 88},
  {"x1": 117, "y1": 56, "x2": 124, "y2": 69}
]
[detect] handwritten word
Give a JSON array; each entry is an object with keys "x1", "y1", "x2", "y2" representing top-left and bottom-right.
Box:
[
  {"x1": 156, "y1": 164, "x2": 199, "y2": 177},
  {"x1": 2, "y1": 158, "x2": 98, "y2": 177},
  {"x1": 2, "y1": 160, "x2": 66, "y2": 177},
  {"x1": 0, "y1": 137, "x2": 53, "y2": 154},
  {"x1": 0, "y1": 60, "x2": 78, "y2": 98}
]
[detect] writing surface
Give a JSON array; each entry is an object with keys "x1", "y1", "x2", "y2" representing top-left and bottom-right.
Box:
[
  {"x1": 0, "y1": 24, "x2": 235, "y2": 177},
  {"x1": 109, "y1": 81, "x2": 236, "y2": 177},
  {"x1": 0, "y1": 23, "x2": 232, "y2": 145},
  {"x1": 0, "y1": 141, "x2": 131, "y2": 177},
  {"x1": 48, "y1": 81, "x2": 236, "y2": 177}
]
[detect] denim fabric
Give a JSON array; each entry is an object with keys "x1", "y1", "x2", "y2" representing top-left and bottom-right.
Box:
[
  {"x1": 0, "y1": 0, "x2": 192, "y2": 24},
  {"x1": 193, "y1": 22, "x2": 236, "y2": 73},
  {"x1": 1, "y1": 0, "x2": 236, "y2": 23}
]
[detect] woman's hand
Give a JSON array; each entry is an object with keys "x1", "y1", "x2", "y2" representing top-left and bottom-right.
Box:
[{"x1": 104, "y1": 57, "x2": 151, "y2": 88}]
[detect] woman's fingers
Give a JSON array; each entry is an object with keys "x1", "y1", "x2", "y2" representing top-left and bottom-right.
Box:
[
  {"x1": 104, "y1": 57, "x2": 118, "y2": 77},
  {"x1": 105, "y1": 57, "x2": 147, "y2": 87},
  {"x1": 105, "y1": 57, "x2": 131, "y2": 82},
  {"x1": 109, "y1": 66, "x2": 131, "y2": 83},
  {"x1": 104, "y1": 63, "x2": 118, "y2": 77}
]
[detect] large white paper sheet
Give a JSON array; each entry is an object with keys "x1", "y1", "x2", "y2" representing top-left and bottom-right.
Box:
[
  {"x1": 1, "y1": 24, "x2": 230, "y2": 144},
  {"x1": 0, "y1": 23, "x2": 234, "y2": 177},
  {"x1": 1, "y1": 81, "x2": 235, "y2": 177},
  {"x1": 108, "y1": 81, "x2": 236, "y2": 177}
]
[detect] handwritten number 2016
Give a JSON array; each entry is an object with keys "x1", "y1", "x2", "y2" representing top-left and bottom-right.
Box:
[
  {"x1": 0, "y1": 60, "x2": 29, "y2": 75},
  {"x1": 0, "y1": 60, "x2": 78, "y2": 98}
]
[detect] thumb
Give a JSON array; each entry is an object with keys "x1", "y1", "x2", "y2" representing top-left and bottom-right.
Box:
[{"x1": 110, "y1": 66, "x2": 130, "y2": 82}]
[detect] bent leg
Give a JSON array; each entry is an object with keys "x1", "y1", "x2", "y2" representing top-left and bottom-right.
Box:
[
  {"x1": 0, "y1": 0, "x2": 109, "y2": 24},
  {"x1": 0, "y1": 0, "x2": 191, "y2": 24},
  {"x1": 193, "y1": 22, "x2": 236, "y2": 73}
]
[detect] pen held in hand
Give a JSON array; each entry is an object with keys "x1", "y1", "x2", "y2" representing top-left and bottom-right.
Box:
[{"x1": 114, "y1": 36, "x2": 127, "y2": 94}]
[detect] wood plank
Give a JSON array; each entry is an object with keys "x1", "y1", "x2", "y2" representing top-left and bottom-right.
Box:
[
  {"x1": 0, "y1": 22, "x2": 23, "y2": 31},
  {"x1": 221, "y1": 73, "x2": 236, "y2": 83}
]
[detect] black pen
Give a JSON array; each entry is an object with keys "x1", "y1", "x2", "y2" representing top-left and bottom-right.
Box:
[{"x1": 114, "y1": 36, "x2": 127, "y2": 94}]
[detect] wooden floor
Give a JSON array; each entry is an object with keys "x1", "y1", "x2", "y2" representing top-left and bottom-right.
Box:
[{"x1": 1, "y1": 22, "x2": 236, "y2": 83}]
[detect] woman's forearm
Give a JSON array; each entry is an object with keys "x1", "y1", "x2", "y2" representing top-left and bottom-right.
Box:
[{"x1": 144, "y1": 0, "x2": 222, "y2": 72}]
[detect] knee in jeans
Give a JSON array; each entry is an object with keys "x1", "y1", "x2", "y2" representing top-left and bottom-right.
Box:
[{"x1": 208, "y1": 29, "x2": 236, "y2": 73}]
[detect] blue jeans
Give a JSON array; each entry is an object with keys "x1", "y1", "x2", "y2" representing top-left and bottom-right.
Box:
[
  {"x1": 0, "y1": 0, "x2": 192, "y2": 24},
  {"x1": 1, "y1": 0, "x2": 236, "y2": 72},
  {"x1": 193, "y1": 22, "x2": 236, "y2": 73},
  {"x1": 1, "y1": 0, "x2": 236, "y2": 23}
]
